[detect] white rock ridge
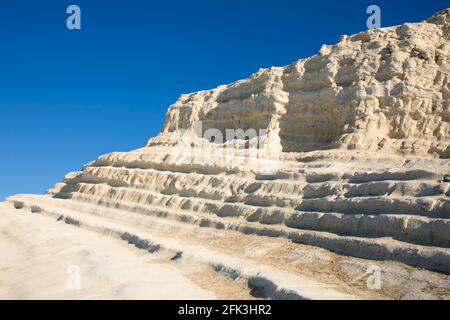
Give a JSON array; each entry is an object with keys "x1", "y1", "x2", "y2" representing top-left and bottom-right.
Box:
[
  {"x1": 3, "y1": 9, "x2": 450, "y2": 299},
  {"x1": 153, "y1": 8, "x2": 450, "y2": 157}
]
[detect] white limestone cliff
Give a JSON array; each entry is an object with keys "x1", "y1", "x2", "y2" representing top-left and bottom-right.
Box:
[
  {"x1": 2, "y1": 9, "x2": 450, "y2": 300},
  {"x1": 152, "y1": 9, "x2": 450, "y2": 157}
]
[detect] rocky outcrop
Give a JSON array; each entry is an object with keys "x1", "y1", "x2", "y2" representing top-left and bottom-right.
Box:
[
  {"x1": 3, "y1": 9, "x2": 450, "y2": 299},
  {"x1": 155, "y1": 9, "x2": 450, "y2": 157}
]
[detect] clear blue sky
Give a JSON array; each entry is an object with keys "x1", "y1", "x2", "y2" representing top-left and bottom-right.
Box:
[{"x1": 0, "y1": 0, "x2": 447, "y2": 200}]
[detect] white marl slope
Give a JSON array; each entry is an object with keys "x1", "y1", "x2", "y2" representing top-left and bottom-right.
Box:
[{"x1": 3, "y1": 9, "x2": 450, "y2": 299}]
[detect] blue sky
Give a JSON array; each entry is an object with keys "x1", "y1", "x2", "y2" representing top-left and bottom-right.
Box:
[{"x1": 0, "y1": 0, "x2": 447, "y2": 200}]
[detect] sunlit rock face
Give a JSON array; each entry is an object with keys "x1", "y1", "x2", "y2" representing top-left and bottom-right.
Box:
[
  {"x1": 157, "y1": 9, "x2": 450, "y2": 157},
  {"x1": 3, "y1": 9, "x2": 450, "y2": 300}
]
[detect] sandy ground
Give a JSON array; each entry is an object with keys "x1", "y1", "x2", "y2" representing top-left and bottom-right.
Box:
[{"x1": 0, "y1": 205, "x2": 217, "y2": 300}]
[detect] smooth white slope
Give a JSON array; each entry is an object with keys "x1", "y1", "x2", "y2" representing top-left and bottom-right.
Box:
[{"x1": 0, "y1": 203, "x2": 216, "y2": 300}]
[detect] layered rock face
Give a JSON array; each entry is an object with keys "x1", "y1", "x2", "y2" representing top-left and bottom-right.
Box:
[
  {"x1": 4, "y1": 9, "x2": 450, "y2": 299},
  {"x1": 156, "y1": 9, "x2": 450, "y2": 157}
]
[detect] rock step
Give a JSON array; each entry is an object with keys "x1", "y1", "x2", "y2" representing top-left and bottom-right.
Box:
[
  {"x1": 89, "y1": 155, "x2": 443, "y2": 183},
  {"x1": 63, "y1": 166, "x2": 448, "y2": 201},
  {"x1": 296, "y1": 197, "x2": 449, "y2": 218},
  {"x1": 7, "y1": 194, "x2": 450, "y2": 274},
  {"x1": 54, "y1": 172, "x2": 449, "y2": 219},
  {"x1": 53, "y1": 177, "x2": 450, "y2": 218},
  {"x1": 49, "y1": 182, "x2": 450, "y2": 247},
  {"x1": 3, "y1": 196, "x2": 356, "y2": 300}
]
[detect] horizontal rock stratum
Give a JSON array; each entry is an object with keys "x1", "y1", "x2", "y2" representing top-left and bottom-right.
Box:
[{"x1": 2, "y1": 9, "x2": 450, "y2": 299}]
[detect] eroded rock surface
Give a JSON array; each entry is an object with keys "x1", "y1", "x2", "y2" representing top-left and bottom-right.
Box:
[
  {"x1": 2, "y1": 9, "x2": 450, "y2": 299},
  {"x1": 156, "y1": 9, "x2": 450, "y2": 157}
]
